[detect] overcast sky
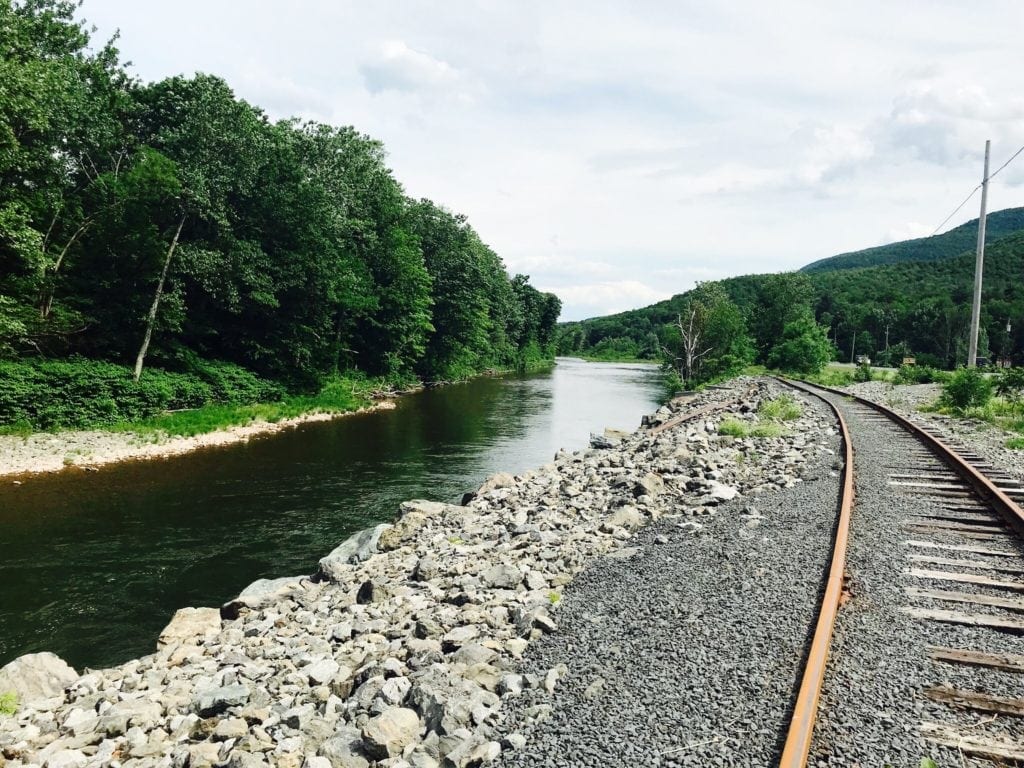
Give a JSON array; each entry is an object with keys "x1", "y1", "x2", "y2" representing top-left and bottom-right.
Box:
[{"x1": 80, "y1": 1, "x2": 1024, "y2": 321}]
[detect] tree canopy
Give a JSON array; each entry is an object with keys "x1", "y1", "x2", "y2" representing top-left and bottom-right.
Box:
[{"x1": 0, "y1": 0, "x2": 560, "y2": 389}]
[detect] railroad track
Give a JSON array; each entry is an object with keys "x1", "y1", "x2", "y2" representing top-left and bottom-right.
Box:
[{"x1": 777, "y1": 378, "x2": 1024, "y2": 767}]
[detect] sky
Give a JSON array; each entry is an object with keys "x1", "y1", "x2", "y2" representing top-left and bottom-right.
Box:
[{"x1": 79, "y1": 1, "x2": 1024, "y2": 321}]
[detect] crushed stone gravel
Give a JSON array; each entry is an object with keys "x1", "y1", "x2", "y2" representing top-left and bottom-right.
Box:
[{"x1": 494, "y1": 392, "x2": 842, "y2": 767}]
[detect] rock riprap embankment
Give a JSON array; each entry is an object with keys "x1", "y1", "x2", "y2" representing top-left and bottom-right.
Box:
[{"x1": 0, "y1": 378, "x2": 835, "y2": 768}]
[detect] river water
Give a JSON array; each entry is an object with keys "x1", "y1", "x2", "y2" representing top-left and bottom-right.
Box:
[{"x1": 0, "y1": 359, "x2": 663, "y2": 670}]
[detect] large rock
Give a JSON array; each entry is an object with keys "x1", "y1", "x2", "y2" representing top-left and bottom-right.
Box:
[
  {"x1": 378, "y1": 501, "x2": 451, "y2": 552},
  {"x1": 157, "y1": 607, "x2": 221, "y2": 649},
  {"x1": 634, "y1": 472, "x2": 664, "y2": 498},
  {"x1": 361, "y1": 708, "x2": 421, "y2": 760},
  {"x1": 43, "y1": 749, "x2": 88, "y2": 768},
  {"x1": 708, "y1": 481, "x2": 739, "y2": 501},
  {"x1": 481, "y1": 564, "x2": 522, "y2": 590},
  {"x1": 306, "y1": 659, "x2": 341, "y2": 686},
  {"x1": 221, "y1": 575, "x2": 306, "y2": 619},
  {"x1": 318, "y1": 524, "x2": 392, "y2": 580},
  {"x1": 194, "y1": 684, "x2": 250, "y2": 717},
  {"x1": 0, "y1": 652, "x2": 77, "y2": 707},
  {"x1": 475, "y1": 472, "x2": 516, "y2": 495},
  {"x1": 318, "y1": 725, "x2": 369, "y2": 768},
  {"x1": 599, "y1": 506, "x2": 644, "y2": 532}
]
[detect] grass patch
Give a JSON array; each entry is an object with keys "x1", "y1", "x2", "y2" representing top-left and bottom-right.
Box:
[
  {"x1": 718, "y1": 417, "x2": 786, "y2": 439},
  {"x1": 1007, "y1": 437, "x2": 1024, "y2": 450},
  {"x1": 0, "y1": 419, "x2": 34, "y2": 437},
  {"x1": 759, "y1": 395, "x2": 802, "y2": 421},
  {"x1": 0, "y1": 691, "x2": 17, "y2": 717},
  {"x1": 110, "y1": 374, "x2": 381, "y2": 438},
  {"x1": 576, "y1": 353, "x2": 658, "y2": 364}
]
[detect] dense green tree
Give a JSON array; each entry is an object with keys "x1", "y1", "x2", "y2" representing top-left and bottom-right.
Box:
[
  {"x1": 767, "y1": 312, "x2": 832, "y2": 374},
  {"x1": 750, "y1": 273, "x2": 814, "y2": 358}
]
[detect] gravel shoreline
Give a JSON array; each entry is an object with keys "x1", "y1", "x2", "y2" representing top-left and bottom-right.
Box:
[
  {"x1": 0, "y1": 377, "x2": 840, "y2": 768},
  {"x1": 0, "y1": 402, "x2": 396, "y2": 479}
]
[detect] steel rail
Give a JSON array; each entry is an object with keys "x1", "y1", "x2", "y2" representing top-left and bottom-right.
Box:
[
  {"x1": 799, "y1": 379, "x2": 1024, "y2": 540},
  {"x1": 775, "y1": 377, "x2": 855, "y2": 768}
]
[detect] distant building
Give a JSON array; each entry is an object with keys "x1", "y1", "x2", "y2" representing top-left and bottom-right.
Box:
[{"x1": 902, "y1": 357, "x2": 916, "y2": 366}]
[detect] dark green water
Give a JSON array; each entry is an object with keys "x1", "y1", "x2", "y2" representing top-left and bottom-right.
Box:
[{"x1": 0, "y1": 359, "x2": 663, "y2": 670}]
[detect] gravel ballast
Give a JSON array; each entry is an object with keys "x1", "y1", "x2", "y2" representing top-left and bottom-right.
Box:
[
  {"x1": 495, "y1": 391, "x2": 842, "y2": 767},
  {"x1": 845, "y1": 379, "x2": 1024, "y2": 483},
  {"x1": 809, "y1": 389, "x2": 1024, "y2": 767}
]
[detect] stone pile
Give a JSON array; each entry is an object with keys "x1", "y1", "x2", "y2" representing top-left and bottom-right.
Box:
[{"x1": 0, "y1": 378, "x2": 836, "y2": 768}]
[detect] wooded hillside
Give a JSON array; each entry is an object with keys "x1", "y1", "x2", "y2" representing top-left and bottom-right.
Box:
[
  {"x1": 800, "y1": 207, "x2": 1024, "y2": 273},
  {"x1": 559, "y1": 214, "x2": 1024, "y2": 370}
]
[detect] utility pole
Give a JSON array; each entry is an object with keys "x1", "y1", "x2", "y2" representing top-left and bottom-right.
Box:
[{"x1": 967, "y1": 139, "x2": 990, "y2": 368}]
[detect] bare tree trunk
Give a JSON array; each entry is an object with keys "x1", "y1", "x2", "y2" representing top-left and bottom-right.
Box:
[
  {"x1": 39, "y1": 218, "x2": 93, "y2": 319},
  {"x1": 133, "y1": 214, "x2": 185, "y2": 382},
  {"x1": 674, "y1": 308, "x2": 712, "y2": 384}
]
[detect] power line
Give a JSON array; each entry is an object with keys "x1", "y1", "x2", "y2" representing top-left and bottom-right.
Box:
[
  {"x1": 931, "y1": 184, "x2": 981, "y2": 236},
  {"x1": 988, "y1": 143, "x2": 1024, "y2": 181},
  {"x1": 931, "y1": 143, "x2": 1024, "y2": 236}
]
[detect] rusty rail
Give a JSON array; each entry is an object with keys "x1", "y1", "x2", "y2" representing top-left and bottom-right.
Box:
[
  {"x1": 774, "y1": 376, "x2": 1024, "y2": 766},
  {"x1": 774, "y1": 377, "x2": 855, "y2": 768},
  {"x1": 801, "y1": 379, "x2": 1024, "y2": 540}
]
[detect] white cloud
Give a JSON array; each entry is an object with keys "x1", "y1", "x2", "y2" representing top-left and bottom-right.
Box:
[
  {"x1": 549, "y1": 281, "x2": 671, "y2": 320},
  {"x1": 883, "y1": 222, "x2": 934, "y2": 243},
  {"x1": 360, "y1": 40, "x2": 466, "y2": 97}
]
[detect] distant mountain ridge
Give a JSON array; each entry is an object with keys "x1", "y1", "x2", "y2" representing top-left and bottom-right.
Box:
[
  {"x1": 800, "y1": 207, "x2": 1024, "y2": 273},
  {"x1": 556, "y1": 207, "x2": 1024, "y2": 368}
]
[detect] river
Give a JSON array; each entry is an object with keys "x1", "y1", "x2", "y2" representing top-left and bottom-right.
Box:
[{"x1": 0, "y1": 358, "x2": 664, "y2": 670}]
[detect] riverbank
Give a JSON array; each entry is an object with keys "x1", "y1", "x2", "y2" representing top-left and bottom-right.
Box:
[
  {"x1": 0, "y1": 376, "x2": 839, "y2": 768},
  {"x1": 0, "y1": 400, "x2": 397, "y2": 478},
  {"x1": 0, "y1": 360, "x2": 559, "y2": 479}
]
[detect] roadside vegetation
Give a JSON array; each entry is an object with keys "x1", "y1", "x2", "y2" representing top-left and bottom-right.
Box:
[
  {"x1": 919, "y1": 366, "x2": 1024, "y2": 449},
  {"x1": 0, "y1": 1, "x2": 560, "y2": 436}
]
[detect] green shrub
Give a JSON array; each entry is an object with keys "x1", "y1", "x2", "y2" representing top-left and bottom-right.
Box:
[
  {"x1": 894, "y1": 364, "x2": 945, "y2": 384},
  {"x1": 0, "y1": 358, "x2": 284, "y2": 430},
  {"x1": 939, "y1": 367, "x2": 994, "y2": 412},
  {"x1": 853, "y1": 361, "x2": 873, "y2": 382},
  {"x1": 750, "y1": 422, "x2": 786, "y2": 438},
  {"x1": 718, "y1": 418, "x2": 750, "y2": 437},
  {"x1": 718, "y1": 417, "x2": 786, "y2": 438},
  {"x1": 767, "y1": 313, "x2": 833, "y2": 375},
  {"x1": 996, "y1": 367, "x2": 1024, "y2": 409}
]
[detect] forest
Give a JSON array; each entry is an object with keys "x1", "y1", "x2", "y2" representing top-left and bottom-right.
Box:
[
  {"x1": 558, "y1": 210, "x2": 1024, "y2": 379},
  {"x1": 0, "y1": 1, "x2": 560, "y2": 429}
]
